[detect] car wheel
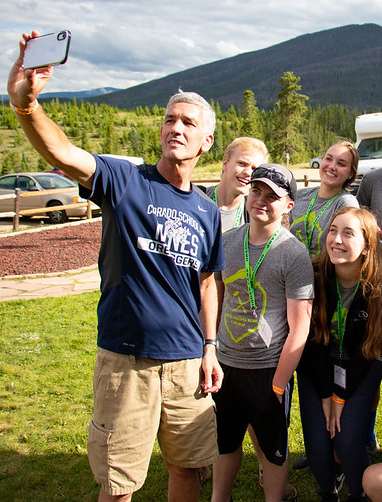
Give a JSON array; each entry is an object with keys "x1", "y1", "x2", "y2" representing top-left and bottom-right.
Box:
[
  {"x1": 311, "y1": 161, "x2": 320, "y2": 168},
  {"x1": 349, "y1": 183, "x2": 360, "y2": 196},
  {"x1": 47, "y1": 200, "x2": 68, "y2": 224}
]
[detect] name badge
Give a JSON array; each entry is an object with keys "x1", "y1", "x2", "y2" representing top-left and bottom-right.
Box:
[
  {"x1": 334, "y1": 364, "x2": 346, "y2": 389},
  {"x1": 258, "y1": 315, "x2": 272, "y2": 348}
]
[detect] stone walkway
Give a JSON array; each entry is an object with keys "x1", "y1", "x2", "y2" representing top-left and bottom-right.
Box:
[
  {"x1": 0, "y1": 266, "x2": 100, "y2": 302},
  {"x1": 0, "y1": 218, "x2": 101, "y2": 302}
]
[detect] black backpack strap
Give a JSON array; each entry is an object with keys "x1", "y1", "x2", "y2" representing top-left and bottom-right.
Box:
[
  {"x1": 195, "y1": 184, "x2": 207, "y2": 194},
  {"x1": 194, "y1": 184, "x2": 216, "y2": 204}
]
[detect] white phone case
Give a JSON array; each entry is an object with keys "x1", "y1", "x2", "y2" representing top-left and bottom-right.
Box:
[{"x1": 23, "y1": 31, "x2": 71, "y2": 69}]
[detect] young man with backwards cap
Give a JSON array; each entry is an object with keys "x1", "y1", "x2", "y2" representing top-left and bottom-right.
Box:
[
  {"x1": 199, "y1": 142, "x2": 299, "y2": 500},
  {"x1": 211, "y1": 164, "x2": 314, "y2": 502}
]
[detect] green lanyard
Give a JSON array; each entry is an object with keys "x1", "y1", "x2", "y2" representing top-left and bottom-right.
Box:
[
  {"x1": 304, "y1": 189, "x2": 341, "y2": 255},
  {"x1": 244, "y1": 225, "x2": 281, "y2": 318},
  {"x1": 335, "y1": 277, "x2": 360, "y2": 357},
  {"x1": 213, "y1": 186, "x2": 244, "y2": 231}
]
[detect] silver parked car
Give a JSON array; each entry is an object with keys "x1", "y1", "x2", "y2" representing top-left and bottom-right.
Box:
[
  {"x1": 309, "y1": 157, "x2": 322, "y2": 168},
  {"x1": 0, "y1": 172, "x2": 88, "y2": 224}
]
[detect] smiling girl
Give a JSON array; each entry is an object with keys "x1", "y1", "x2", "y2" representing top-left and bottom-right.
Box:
[
  {"x1": 297, "y1": 207, "x2": 382, "y2": 501},
  {"x1": 290, "y1": 141, "x2": 359, "y2": 258}
]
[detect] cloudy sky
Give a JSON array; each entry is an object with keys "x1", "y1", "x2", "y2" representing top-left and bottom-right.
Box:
[{"x1": 1, "y1": 0, "x2": 382, "y2": 96}]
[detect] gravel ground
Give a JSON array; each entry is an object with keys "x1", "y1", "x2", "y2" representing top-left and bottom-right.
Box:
[{"x1": 0, "y1": 219, "x2": 102, "y2": 277}]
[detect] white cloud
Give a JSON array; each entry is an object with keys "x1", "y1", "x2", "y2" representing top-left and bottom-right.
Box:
[
  {"x1": 1, "y1": 0, "x2": 382, "y2": 95},
  {"x1": 215, "y1": 41, "x2": 242, "y2": 59}
]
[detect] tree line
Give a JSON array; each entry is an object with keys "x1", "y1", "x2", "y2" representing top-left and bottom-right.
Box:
[{"x1": 0, "y1": 71, "x2": 371, "y2": 175}]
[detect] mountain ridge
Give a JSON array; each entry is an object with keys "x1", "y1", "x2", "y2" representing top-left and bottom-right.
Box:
[
  {"x1": 40, "y1": 87, "x2": 122, "y2": 100},
  {"x1": 3, "y1": 24, "x2": 382, "y2": 111},
  {"x1": 87, "y1": 23, "x2": 382, "y2": 111},
  {"x1": 1, "y1": 87, "x2": 121, "y2": 102}
]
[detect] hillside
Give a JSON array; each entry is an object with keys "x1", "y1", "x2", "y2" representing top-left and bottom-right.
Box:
[
  {"x1": 0, "y1": 87, "x2": 121, "y2": 103},
  {"x1": 39, "y1": 87, "x2": 121, "y2": 100},
  {"x1": 88, "y1": 23, "x2": 382, "y2": 111}
]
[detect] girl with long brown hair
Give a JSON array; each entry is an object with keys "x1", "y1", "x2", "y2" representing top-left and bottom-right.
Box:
[{"x1": 297, "y1": 207, "x2": 382, "y2": 501}]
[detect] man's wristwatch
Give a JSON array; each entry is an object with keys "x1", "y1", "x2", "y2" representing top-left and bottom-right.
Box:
[{"x1": 203, "y1": 339, "x2": 218, "y2": 348}]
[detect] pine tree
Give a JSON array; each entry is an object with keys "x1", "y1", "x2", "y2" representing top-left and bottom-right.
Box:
[
  {"x1": 272, "y1": 71, "x2": 309, "y2": 164},
  {"x1": 81, "y1": 130, "x2": 91, "y2": 151},
  {"x1": 239, "y1": 90, "x2": 261, "y2": 138},
  {"x1": 37, "y1": 156, "x2": 49, "y2": 172}
]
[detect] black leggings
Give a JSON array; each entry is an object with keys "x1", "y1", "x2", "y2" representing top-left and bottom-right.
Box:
[{"x1": 298, "y1": 360, "x2": 382, "y2": 497}]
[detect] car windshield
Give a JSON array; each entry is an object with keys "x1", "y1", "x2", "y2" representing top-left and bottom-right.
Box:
[
  {"x1": 358, "y1": 138, "x2": 382, "y2": 159},
  {"x1": 35, "y1": 175, "x2": 76, "y2": 190}
]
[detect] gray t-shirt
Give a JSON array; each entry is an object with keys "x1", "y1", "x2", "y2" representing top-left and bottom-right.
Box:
[
  {"x1": 205, "y1": 185, "x2": 246, "y2": 232},
  {"x1": 289, "y1": 187, "x2": 359, "y2": 258},
  {"x1": 216, "y1": 225, "x2": 314, "y2": 369},
  {"x1": 357, "y1": 168, "x2": 382, "y2": 227}
]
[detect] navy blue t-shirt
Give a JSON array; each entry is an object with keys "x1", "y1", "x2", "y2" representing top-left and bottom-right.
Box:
[{"x1": 80, "y1": 155, "x2": 225, "y2": 360}]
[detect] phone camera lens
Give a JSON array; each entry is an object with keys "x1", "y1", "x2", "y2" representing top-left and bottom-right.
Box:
[{"x1": 57, "y1": 31, "x2": 67, "y2": 41}]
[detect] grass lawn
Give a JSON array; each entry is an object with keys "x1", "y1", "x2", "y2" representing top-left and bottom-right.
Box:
[{"x1": 0, "y1": 293, "x2": 381, "y2": 501}]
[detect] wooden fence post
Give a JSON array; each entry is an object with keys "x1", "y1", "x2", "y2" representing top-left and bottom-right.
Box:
[
  {"x1": 86, "y1": 200, "x2": 92, "y2": 219},
  {"x1": 13, "y1": 188, "x2": 20, "y2": 232}
]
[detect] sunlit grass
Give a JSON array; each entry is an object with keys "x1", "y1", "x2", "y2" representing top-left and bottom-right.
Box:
[{"x1": 0, "y1": 294, "x2": 380, "y2": 501}]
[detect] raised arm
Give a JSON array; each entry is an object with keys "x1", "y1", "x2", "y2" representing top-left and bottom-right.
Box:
[{"x1": 7, "y1": 31, "x2": 96, "y2": 188}]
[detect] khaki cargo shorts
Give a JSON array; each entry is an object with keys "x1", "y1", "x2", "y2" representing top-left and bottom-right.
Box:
[{"x1": 87, "y1": 348, "x2": 218, "y2": 496}]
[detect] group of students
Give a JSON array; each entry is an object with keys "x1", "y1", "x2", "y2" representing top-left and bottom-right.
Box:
[
  {"x1": 205, "y1": 137, "x2": 382, "y2": 501},
  {"x1": 7, "y1": 31, "x2": 382, "y2": 502}
]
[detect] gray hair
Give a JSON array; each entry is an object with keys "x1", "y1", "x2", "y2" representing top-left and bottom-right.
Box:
[{"x1": 166, "y1": 89, "x2": 216, "y2": 135}]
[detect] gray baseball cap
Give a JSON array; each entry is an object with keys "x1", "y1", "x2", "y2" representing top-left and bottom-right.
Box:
[{"x1": 249, "y1": 163, "x2": 297, "y2": 200}]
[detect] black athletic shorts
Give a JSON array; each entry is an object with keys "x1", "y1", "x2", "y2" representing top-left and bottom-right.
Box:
[{"x1": 212, "y1": 364, "x2": 293, "y2": 466}]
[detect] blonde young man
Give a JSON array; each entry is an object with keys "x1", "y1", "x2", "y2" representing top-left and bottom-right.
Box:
[
  {"x1": 8, "y1": 31, "x2": 226, "y2": 502},
  {"x1": 212, "y1": 165, "x2": 314, "y2": 502},
  {"x1": 204, "y1": 137, "x2": 269, "y2": 231}
]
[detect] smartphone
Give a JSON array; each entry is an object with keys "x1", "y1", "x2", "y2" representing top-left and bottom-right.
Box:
[{"x1": 23, "y1": 30, "x2": 71, "y2": 69}]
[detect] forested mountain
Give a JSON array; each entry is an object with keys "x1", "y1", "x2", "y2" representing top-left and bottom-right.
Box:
[
  {"x1": 2, "y1": 24, "x2": 381, "y2": 174},
  {"x1": 0, "y1": 87, "x2": 121, "y2": 103},
  {"x1": 88, "y1": 23, "x2": 382, "y2": 111},
  {"x1": 39, "y1": 87, "x2": 120, "y2": 100}
]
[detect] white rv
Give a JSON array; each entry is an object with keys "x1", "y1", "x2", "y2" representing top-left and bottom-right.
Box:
[{"x1": 355, "y1": 112, "x2": 382, "y2": 177}]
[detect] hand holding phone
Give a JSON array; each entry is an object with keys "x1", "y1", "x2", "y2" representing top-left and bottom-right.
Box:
[{"x1": 23, "y1": 30, "x2": 71, "y2": 69}]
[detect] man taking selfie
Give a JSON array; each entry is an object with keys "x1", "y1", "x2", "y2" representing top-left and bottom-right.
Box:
[{"x1": 8, "y1": 31, "x2": 225, "y2": 502}]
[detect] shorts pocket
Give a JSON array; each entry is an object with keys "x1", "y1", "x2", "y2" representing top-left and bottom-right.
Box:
[
  {"x1": 93, "y1": 349, "x2": 107, "y2": 392},
  {"x1": 87, "y1": 419, "x2": 112, "y2": 485}
]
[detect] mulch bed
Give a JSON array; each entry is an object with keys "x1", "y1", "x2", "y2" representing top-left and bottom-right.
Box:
[{"x1": 0, "y1": 219, "x2": 102, "y2": 277}]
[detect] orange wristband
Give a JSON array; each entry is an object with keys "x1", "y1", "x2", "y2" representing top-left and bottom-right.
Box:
[
  {"x1": 332, "y1": 395, "x2": 345, "y2": 405},
  {"x1": 10, "y1": 101, "x2": 39, "y2": 115},
  {"x1": 272, "y1": 384, "x2": 285, "y2": 395}
]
